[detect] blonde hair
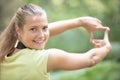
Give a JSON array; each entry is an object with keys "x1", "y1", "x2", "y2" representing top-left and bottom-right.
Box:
[{"x1": 0, "y1": 3, "x2": 46, "y2": 62}]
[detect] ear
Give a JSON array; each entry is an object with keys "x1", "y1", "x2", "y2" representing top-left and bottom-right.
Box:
[{"x1": 15, "y1": 24, "x2": 21, "y2": 36}]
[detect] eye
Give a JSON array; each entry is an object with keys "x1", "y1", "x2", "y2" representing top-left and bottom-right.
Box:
[
  {"x1": 30, "y1": 27, "x2": 37, "y2": 32},
  {"x1": 42, "y1": 26, "x2": 48, "y2": 31}
]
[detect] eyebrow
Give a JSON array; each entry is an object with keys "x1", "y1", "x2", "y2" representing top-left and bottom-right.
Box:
[
  {"x1": 30, "y1": 25, "x2": 48, "y2": 28},
  {"x1": 43, "y1": 25, "x2": 48, "y2": 27}
]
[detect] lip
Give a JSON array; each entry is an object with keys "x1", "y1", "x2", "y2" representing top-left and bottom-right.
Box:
[{"x1": 33, "y1": 40, "x2": 44, "y2": 45}]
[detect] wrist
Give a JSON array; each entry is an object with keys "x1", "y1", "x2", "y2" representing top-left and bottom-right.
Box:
[{"x1": 76, "y1": 17, "x2": 86, "y2": 27}]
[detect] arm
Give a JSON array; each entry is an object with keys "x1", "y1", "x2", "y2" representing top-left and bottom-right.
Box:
[
  {"x1": 47, "y1": 28, "x2": 111, "y2": 72},
  {"x1": 48, "y1": 16, "x2": 107, "y2": 36}
]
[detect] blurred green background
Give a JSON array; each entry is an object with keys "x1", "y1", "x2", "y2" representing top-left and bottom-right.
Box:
[{"x1": 0, "y1": 0, "x2": 120, "y2": 80}]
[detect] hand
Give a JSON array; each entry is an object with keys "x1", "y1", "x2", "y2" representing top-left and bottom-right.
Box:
[
  {"x1": 91, "y1": 27, "x2": 111, "y2": 50},
  {"x1": 80, "y1": 16, "x2": 107, "y2": 31},
  {"x1": 78, "y1": 16, "x2": 107, "y2": 42}
]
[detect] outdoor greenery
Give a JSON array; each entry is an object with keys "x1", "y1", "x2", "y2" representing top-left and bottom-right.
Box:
[
  {"x1": 0, "y1": 0, "x2": 120, "y2": 80},
  {"x1": 51, "y1": 61, "x2": 120, "y2": 80}
]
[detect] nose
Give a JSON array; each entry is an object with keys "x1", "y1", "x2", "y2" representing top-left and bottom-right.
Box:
[{"x1": 37, "y1": 30, "x2": 45, "y2": 40}]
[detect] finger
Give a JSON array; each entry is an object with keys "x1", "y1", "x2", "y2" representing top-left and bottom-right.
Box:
[
  {"x1": 95, "y1": 44, "x2": 101, "y2": 48},
  {"x1": 96, "y1": 25, "x2": 108, "y2": 30},
  {"x1": 89, "y1": 31, "x2": 94, "y2": 43},
  {"x1": 93, "y1": 40, "x2": 103, "y2": 43},
  {"x1": 104, "y1": 27, "x2": 110, "y2": 41},
  {"x1": 92, "y1": 41, "x2": 102, "y2": 48}
]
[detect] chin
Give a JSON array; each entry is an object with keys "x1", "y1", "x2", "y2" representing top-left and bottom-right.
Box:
[{"x1": 34, "y1": 46, "x2": 45, "y2": 50}]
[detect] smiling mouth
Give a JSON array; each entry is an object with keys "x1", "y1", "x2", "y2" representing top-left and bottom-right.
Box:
[{"x1": 33, "y1": 40, "x2": 44, "y2": 45}]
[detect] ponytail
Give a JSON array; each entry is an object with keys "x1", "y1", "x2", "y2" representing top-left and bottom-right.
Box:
[{"x1": 0, "y1": 16, "x2": 17, "y2": 62}]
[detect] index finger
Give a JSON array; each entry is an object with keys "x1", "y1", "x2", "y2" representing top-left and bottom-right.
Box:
[{"x1": 96, "y1": 25, "x2": 108, "y2": 30}]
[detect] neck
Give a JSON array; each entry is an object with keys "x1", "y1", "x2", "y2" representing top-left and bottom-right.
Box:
[{"x1": 16, "y1": 42, "x2": 27, "y2": 49}]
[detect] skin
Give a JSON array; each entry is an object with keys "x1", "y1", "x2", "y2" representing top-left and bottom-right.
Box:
[
  {"x1": 16, "y1": 15, "x2": 49, "y2": 50},
  {"x1": 48, "y1": 16, "x2": 107, "y2": 42},
  {"x1": 15, "y1": 15, "x2": 111, "y2": 73},
  {"x1": 47, "y1": 28, "x2": 111, "y2": 72}
]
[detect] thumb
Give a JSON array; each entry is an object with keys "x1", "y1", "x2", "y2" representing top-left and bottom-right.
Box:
[
  {"x1": 89, "y1": 31, "x2": 94, "y2": 43},
  {"x1": 104, "y1": 27, "x2": 110, "y2": 41}
]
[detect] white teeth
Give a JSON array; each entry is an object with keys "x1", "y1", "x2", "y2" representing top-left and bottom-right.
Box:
[{"x1": 33, "y1": 40, "x2": 44, "y2": 44}]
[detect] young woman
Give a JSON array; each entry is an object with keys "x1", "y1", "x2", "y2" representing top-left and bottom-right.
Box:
[{"x1": 0, "y1": 3, "x2": 111, "y2": 80}]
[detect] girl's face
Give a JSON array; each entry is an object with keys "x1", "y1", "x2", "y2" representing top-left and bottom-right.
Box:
[{"x1": 17, "y1": 14, "x2": 49, "y2": 50}]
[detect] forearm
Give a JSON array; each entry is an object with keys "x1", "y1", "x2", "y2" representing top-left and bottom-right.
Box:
[
  {"x1": 48, "y1": 16, "x2": 104, "y2": 36},
  {"x1": 48, "y1": 18, "x2": 82, "y2": 36}
]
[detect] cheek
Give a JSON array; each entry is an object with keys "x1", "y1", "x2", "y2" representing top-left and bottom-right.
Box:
[
  {"x1": 45, "y1": 31, "x2": 49, "y2": 40},
  {"x1": 21, "y1": 32, "x2": 35, "y2": 43}
]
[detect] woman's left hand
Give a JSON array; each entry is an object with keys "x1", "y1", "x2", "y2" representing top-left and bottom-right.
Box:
[
  {"x1": 91, "y1": 27, "x2": 111, "y2": 50},
  {"x1": 77, "y1": 16, "x2": 108, "y2": 44}
]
